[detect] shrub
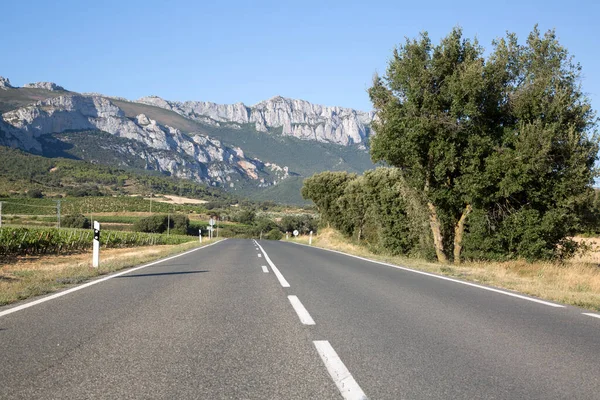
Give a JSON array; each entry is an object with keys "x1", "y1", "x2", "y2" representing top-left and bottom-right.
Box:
[
  {"x1": 264, "y1": 228, "x2": 283, "y2": 240},
  {"x1": 61, "y1": 214, "x2": 91, "y2": 229},
  {"x1": 27, "y1": 189, "x2": 43, "y2": 199},
  {"x1": 279, "y1": 215, "x2": 318, "y2": 235},
  {"x1": 232, "y1": 209, "x2": 256, "y2": 225},
  {"x1": 171, "y1": 214, "x2": 189, "y2": 235},
  {"x1": 134, "y1": 215, "x2": 168, "y2": 233}
]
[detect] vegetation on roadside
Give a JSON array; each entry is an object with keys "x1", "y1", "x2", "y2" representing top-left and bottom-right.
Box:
[
  {"x1": 0, "y1": 226, "x2": 194, "y2": 258},
  {"x1": 303, "y1": 26, "x2": 599, "y2": 264}
]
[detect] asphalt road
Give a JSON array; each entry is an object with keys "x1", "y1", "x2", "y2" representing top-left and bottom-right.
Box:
[{"x1": 1, "y1": 239, "x2": 600, "y2": 399}]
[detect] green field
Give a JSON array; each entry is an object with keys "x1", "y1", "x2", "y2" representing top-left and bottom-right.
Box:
[
  {"x1": 0, "y1": 226, "x2": 194, "y2": 257},
  {"x1": 0, "y1": 197, "x2": 206, "y2": 216}
]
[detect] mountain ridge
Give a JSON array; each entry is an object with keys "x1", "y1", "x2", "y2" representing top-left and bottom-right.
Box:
[
  {"x1": 137, "y1": 94, "x2": 374, "y2": 147},
  {"x1": 0, "y1": 76, "x2": 375, "y2": 203}
]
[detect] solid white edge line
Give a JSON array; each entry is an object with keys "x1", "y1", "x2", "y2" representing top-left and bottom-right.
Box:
[
  {"x1": 290, "y1": 242, "x2": 564, "y2": 308},
  {"x1": 255, "y1": 242, "x2": 290, "y2": 287},
  {"x1": 0, "y1": 239, "x2": 227, "y2": 318},
  {"x1": 314, "y1": 340, "x2": 368, "y2": 400},
  {"x1": 288, "y1": 295, "x2": 315, "y2": 325},
  {"x1": 582, "y1": 313, "x2": 600, "y2": 319},
  {"x1": 261, "y1": 265, "x2": 269, "y2": 273}
]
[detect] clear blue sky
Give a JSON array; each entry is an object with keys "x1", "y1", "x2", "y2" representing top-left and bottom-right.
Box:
[{"x1": 1, "y1": 0, "x2": 599, "y2": 113}]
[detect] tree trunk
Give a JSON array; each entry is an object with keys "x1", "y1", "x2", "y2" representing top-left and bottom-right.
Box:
[
  {"x1": 427, "y1": 202, "x2": 448, "y2": 263},
  {"x1": 453, "y1": 204, "x2": 472, "y2": 265}
]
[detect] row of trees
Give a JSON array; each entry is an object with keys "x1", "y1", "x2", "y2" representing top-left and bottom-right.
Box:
[{"x1": 304, "y1": 26, "x2": 599, "y2": 263}]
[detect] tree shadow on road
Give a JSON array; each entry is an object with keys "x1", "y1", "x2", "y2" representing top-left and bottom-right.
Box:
[{"x1": 117, "y1": 270, "x2": 208, "y2": 278}]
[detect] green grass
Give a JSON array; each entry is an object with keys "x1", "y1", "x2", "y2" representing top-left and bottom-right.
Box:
[
  {"x1": 0, "y1": 196, "x2": 206, "y2": 215},
  {"x1": 90, "y1": 215, "x2": 142, "y2": 224},
  {"x1": 0, "y1": 226, "x2": 194, "y2": 257},
  {"x1": 0, "y1": 145, "x2": 233, "y2": 203}
]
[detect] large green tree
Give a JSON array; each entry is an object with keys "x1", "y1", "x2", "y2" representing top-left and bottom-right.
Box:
[
  {"x1": 369, "y1": 26, "x2": 598, "y2": 263},
  {"x1": 301, "y1": 171, "x2": 356, "y2": 235}
]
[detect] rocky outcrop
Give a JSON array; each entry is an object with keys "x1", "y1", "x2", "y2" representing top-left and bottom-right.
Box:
[
  {"x1": 23, "y1": 82, "x2": 65, "y2": 91},
  {"x1": 0, "y1": 76, "x2": 13, "y2": 89},
  {"x1": 137, "y1": 95, "x2": 374, "y2": 146},
  {"x1": 83, "y1": 92, "x2": 129, "y2": 101},
  {"x1": 0, "y1": 94, "x2": 289, "y2": 187}
]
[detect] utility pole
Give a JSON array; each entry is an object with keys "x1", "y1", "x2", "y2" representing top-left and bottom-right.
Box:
[
  {"x1": 216, "y1": 216, "x2": 219, "y2": 238},
  {"x1": 0, "y1": 201, "x2": 3, "y2": 227},
  {"x1": 167, "y1": 212, "x2": 170, "y2": 236},
  {"x1": 56, "y1": 200, "x2": 61, "y2": 228}
]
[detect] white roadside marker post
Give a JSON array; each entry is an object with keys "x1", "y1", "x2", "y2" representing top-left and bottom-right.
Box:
[
  {"x1": 199, "y1": 229, "x2": 202, "y2": 243},
  {"x1": 93, "y1": 221, "x2": 100, "y2": 268},
  {"x1": 286, "y1": 232, "x2": 289, "y2": 240},
  {"x1": 309, "y1": 230, "x2": 313, "y2": 245}
]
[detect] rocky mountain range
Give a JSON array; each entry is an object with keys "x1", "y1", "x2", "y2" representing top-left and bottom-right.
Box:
[
  {"x1": 138, "y1": 95, "x2": 374, "y2": 147},
  {"x1": 0, "y1": 76, "x2": 374, "y2": 202}
]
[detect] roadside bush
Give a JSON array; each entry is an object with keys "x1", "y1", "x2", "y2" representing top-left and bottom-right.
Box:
[
  {"x1": 279, "y1": 215, "x2": 318, "y2": 235},
  {"x1": 264, "y1": 228, "x2": 283, "y2": 241},
  {"x1": 134, "y1": 214, "x2": 190, "y2": 235},
  {"x1": 134, "y1": 215, "x2": 168, "y2": 233},
  {"x1": 255, "y1": 217, "x2": 279, "y2": 235},
  {"x1": 232, "y1": 209, "x2": 256, "y2": 225},
  {"x1": 171, "y1": 214, "x2": 189, "y2": 235},
  {"x1": 61, "y1": 214, "x2": 91, "y2": 229}
]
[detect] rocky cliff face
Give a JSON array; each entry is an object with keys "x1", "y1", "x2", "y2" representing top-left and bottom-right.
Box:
[
  {"x1": 0, "y1": 76, "x2": 13, "y2": 89},
  {"x1": 0, "y1": 94, "x2": 288, "y2": 187},
  {"x1": 137, "y1": 95, "x2": 374, "y2": 147},
  {"x1": 23, "y1": 82, "x2": 65, "y2": 91}
]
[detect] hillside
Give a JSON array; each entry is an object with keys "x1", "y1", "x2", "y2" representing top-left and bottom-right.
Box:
[
  {"x1": 0, "y1": 76, "x2": 375, "y2": 204},
  {"x1": 0, "y1": 145, "x2": 233, "y2": 202}
]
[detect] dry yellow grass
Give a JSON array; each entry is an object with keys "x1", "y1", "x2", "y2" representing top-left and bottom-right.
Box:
[
  {"x1": 145, "y1": 195, "x2": 208, "y2": 205},
  {"x1": 287, "y1": 229, "x2": 600, "y2": 311},
  {"x1": 0, "y1": 239, "x2": 220, "y2": 306}
]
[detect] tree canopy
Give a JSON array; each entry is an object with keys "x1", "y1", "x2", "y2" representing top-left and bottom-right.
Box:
[
  {"x1": 303, "y1": 26, "x2": 598, "y2": 263},
  {"x1": 368, "y1": 26, "x2": 598, "y2": 262}
]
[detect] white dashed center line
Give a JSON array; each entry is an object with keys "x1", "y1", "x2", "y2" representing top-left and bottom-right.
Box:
[
  {"x1": 314, "y1": 340, "x2": 368, "y2": 400},
  {"x1": 255, "y1": 241, "x2": 290, "y2": 287},
  {"x1": 288, "y1": 295, "x2": 315, "y2": 325},
  {"x1": 261, "y1": 265, "x2": 269, "y2": 273}
]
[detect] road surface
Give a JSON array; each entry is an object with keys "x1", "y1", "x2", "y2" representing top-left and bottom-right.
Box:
[{"x1": 1, "y1": 239, "x2": 599, "y2": 399}]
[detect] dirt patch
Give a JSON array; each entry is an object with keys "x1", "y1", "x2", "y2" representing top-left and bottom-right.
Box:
[
  {"x1": 1, "y1": 246, "x2": 169, "y2": 272},
  {"x1": 146, "y1": 195, "x2": 208, "y2": 205}
]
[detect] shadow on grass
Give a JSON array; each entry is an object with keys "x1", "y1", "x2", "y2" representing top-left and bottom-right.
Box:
[{"x1": 117, "y1": 270, "x2": 208, "y2": 278}]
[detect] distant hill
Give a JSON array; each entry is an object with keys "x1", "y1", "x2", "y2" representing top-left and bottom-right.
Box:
[
  {"x1": 0, "y1": 145, "x2": 232, "y2": 202},
  {"x1": 0, "y1": 76, "x2": 375, "y2": 204}
]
